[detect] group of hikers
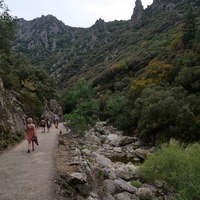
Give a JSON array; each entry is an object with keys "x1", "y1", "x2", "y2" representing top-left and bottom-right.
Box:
[
  {"x1": 39, "y1": 115, "x2": 60, "y2": 133},
  {"x1": 25, "y1": 115, "x2": 60, "y2": 153}
]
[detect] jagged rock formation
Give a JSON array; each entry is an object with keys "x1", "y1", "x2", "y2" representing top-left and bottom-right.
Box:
[
  {"x1": 0, "y1": 79, "x2": 26, "y2": 132},
  {"x1": 90, "y1": 18, "x2": 109, "y2": 34},
  {"x1": 13, "y1": 0, "x2": 195, "y2": 91},
  {"x1": 16, "y1": 15, "x2": 73, "y2": 52},
  {"x1": 0, "y1": 78, "x2": 26, "y2": 149},
  {"x1": 43, "y1": 99, "x2": 63, "y2": 120},
  {"x1": 131, "y1": 0, "x2": 144, "y2": 25}
]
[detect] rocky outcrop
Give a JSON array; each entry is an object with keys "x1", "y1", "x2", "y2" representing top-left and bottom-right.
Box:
[
  {"x1": 0, "y1": 78, "x2": 26, "y2": 148},
  {"x1": 131, "y1": 0, "x2": 144, "y2": 25},
  {"x1": 0, "y1": 78, "x2": 63, "y2": 151},
  {"x1": 151, "y1": 0, "x2": 176, "y2": 10},
  {"x1": 90, "y1": 18, "x2": 109, "y2": 34},
  {"x1": 55, "y1": 122, "x2": 165, "y2": 199},
  {"x1": 42, "y1": 99, "x2": 63, "y2": 121},
  {"x1": 15, "y1": 15, "x2": 76, "y2": 54}
]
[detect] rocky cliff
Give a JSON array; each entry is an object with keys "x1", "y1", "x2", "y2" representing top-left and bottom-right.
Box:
[
  {"x1": 0, "y1": 78, "x2": 26, "y2": 150},
  {"x1": 131, "y1": 0, "x2": 144, "y2": 25},
  {"x1": 12, "y1": 0, "x2": 194, "y2": 92},
  {"x1": 0, "y1": 78, "x2": 63, "y2": 151}
]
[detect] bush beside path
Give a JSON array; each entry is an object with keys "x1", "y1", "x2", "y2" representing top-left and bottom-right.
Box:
[{"x1": 0, "y1": 123, "x2": 66, "y2": 200}]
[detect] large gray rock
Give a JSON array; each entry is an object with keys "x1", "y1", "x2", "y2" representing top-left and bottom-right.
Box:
[
  {"x1": 136, "y1": 187, "x2": 154, "y2": 199},
  {"x1": 108, "y1": 170, "x2": 118, "y2": 180},
  {"x1": 85, "y1": 132, "x2": 102, "y2": 145},
  {"x1": 102, "y1": 193, "x2": 115, "y2": 200},
  {"x1": 114, "y1": 164, "x2": 137, "y2": 180},
  {"x1": 93, "y1": 153, "x2": 112, "y2": 168},
  {"x1": 104, "y1": 179, "x2": 121, "y2": 195},
  {"x1": 67, "y1": 172, "x2": 87, "y2": 184},
  {"x1": 135, "y1": 148, "x2": 149, "y2": 160},
  {"x1": 109, "y1": 136, "x2": 138, "y2": 147},
  {"x1": 114, "y1": 178, "x2": 136, "y2": 193},
  {"x1": 115, "y1": 192, "x2": 140, "y2": 200},
  {"x1": 0, "y1": 78, "x2": 26, "y2": 136}
]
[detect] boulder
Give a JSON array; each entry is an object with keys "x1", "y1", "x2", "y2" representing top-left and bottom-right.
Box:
[
  {"x1": 135, "y1": 148, "x2": 149, "y2": 160},
  {"x1": 114, "y1": 164, "x2": 137, "y2": 180},
  {"x1": 93, "y1": 152, "x2": 112, "y2": 168},
  {"x1": 67, "y1": 172, "x2": 87, "y2": 184},
  {"x1": 114, "y1": 192, "x2": 140, "y2": 200},
  {"x1": 136, "y1": 187, "x2": 153, "y2": 199},
  {"x1": 114, "y1": 178, "x2": 136, "y2": 193}
]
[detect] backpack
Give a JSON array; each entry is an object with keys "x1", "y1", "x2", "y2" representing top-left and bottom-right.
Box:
[{"x1": 40, "y1": 120, "x2": 45, "y2": 126}]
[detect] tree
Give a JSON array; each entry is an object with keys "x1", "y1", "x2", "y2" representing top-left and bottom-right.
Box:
[
  {"x1": 182, "y1": 7, "x2": 197, "y2": 49},
  {"x1": 175, "y1": 66, "x2": 200, "y2": 93},
  {"x1": 64, "y1": 79, "x2": 99, "y2": 135},
  {"x1": 105, "y1": 94, "x2": 133, "y2": 130},
  {"x1": 130, "y1": 59, "x2": 173, "y2": 97},
  {"x1": 133, "y1": 85, "x2": 188, "y2": 144},
  {"x1": 0, "y1": 0, "x2": 17, "y2": 85},
  {"x1": 0, "y1": 0, "x2": 17, "y2": 54},
  {"x1": 137, "y1": 141, "x2": 200, "y2": 199}
]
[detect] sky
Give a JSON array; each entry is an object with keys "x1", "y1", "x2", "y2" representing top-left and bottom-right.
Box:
[{"x1": 4, "y1": 0, "x2": 153, "y2": 28}]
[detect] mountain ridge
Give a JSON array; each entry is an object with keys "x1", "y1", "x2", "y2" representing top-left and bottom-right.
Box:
[
  {"x1": 12, "y1": 0, "x2": 200, "y2": 92},
  {"x1": 2, "y1": 0, "x2": 200, "y2": 145}
]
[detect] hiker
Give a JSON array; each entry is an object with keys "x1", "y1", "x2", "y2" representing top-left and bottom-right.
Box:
[
  {"x1": 40, "y1": 116, "x2": 45, "y2": 133},
  {"x1": 54, "y1": 115, "x2": 60, "y2": 129},
  {"x1": 45, "y1": 116, "x2": 51, "y2": 133},
  {"x1": 26, "y1": 118, "x2": 36, "y2": 153}
]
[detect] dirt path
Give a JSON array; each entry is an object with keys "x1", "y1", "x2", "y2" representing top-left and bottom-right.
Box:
[{"x1": 0, "y1": 123, "x2": 66, "y2": 200}]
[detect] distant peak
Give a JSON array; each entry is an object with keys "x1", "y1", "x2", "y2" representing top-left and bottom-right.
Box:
[
  {"x1": 90, "y1": 18, "x2": 109, "y2": 33},
  {"x1": 95, "y1": 18, "x2": 105, "y2": 23},
  {"x1": 131, "y1": 0, "x2": 144, "y2": 25}
]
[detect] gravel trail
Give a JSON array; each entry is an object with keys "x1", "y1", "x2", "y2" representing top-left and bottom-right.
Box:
[{"x1": 0, "y1": 123, "x2": 65, "y2": 200}]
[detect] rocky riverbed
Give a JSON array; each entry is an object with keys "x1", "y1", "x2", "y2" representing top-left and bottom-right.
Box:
[{"x1": 54, "y1": 121, "x2": 166, "y2": 200}]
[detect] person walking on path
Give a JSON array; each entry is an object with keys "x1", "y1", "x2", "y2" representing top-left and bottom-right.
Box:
[
  {"x1": 46, "y1": 116, "x2": 51, "y2": 133},
  {"x1": 54, "y1": 115, "x2": 60, "y2": 129},
  {"x1": 26, "y1": 118, "x2": 36, "y2": 153},
  {"x1": 40, "y1": 116, "x2": 46, "y2": 133},
  {"x1": 0, "y1": 122, "x2": 66, "y2": 200}
]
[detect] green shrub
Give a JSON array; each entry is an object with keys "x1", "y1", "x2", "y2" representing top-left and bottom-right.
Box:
[
  {"x1": 16, "y1": 131, "x2": 25, "y2": 139},
  {"x1": 11, "y1": 135, "x2": 20, "y2": 142},
  {"x1": 86, "y1": 155, "x2": 94, "y2": 163},
  {"x1": 64, "y1": 111, "x2": 91, "y2": 136},
  {"x1": 63, "y1": 78, "x2": 99, "y2": 135},
  {"x1": 137, "y1": 140, "x2": 200, "y2": 199},
  {"x1": 130, "y1": 180, "x2": 142, "y2": 188},
  {"x1": 0, "y1": 142, "x2": 8, "y2": 150},
  {"x1": 20, "y1": 89, "x2": 43, "y2": 117}
]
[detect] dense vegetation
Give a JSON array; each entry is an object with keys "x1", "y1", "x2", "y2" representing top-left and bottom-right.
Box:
[
  {"x1": 1, "y1": 0, "x2": 200, "y2": 198},
  {"x1": 10, "y1": 0, "x2": 200, "y2": 145},
  {"x1": 63, "y1": 2, "x2": 200, "y2": 145},
  {"x1": 63, "y1": 78, "x2": 99, "y2": 135},
  {"x1": 0, "y1": 0, "x2": 59, "y2": 118},
  {"x1": 137, "y1": 140, "x2": 200, "y2": 199}
]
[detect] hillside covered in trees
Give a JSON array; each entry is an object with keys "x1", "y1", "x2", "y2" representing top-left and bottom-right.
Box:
[
  {"x1": 1, "y1": 0, "x2": 200, "y2": 146},
  {"x1": 1, "y1": 1, "x2": 200, "y2": 198},
  {"x1": 0, "y1": 0, "x2": 61, "y2": 150}
]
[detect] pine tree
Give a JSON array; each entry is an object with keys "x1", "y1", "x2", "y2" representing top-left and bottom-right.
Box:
[
  {"x1": 182, "y1": 7, "x2": 197, "y2": 49},
  {"x1": 0, "y1": 0, "x2": 17, "y2": 54}
]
